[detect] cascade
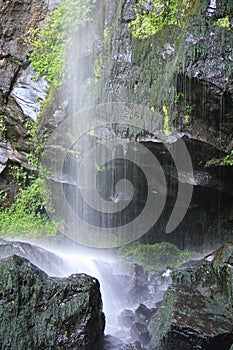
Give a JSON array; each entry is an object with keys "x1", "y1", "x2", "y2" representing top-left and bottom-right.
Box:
[{"x1": 39, "y1": 0, "x2": 195, "y2": 345}]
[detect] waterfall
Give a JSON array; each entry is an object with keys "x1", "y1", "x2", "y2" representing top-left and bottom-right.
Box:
[{"x1": 39, "y1": 0, "x2": 195, "y2": 344}]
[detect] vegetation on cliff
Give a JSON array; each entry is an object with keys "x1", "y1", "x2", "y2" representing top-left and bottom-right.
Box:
[
  {"x1": 27, "y1": 0, "x2": 96, "y2": 87},
  {"x1": 129, "y1": 0, "x2": 199, "y2": 39},
  {"x1": 0, "y1": 177, "x2": 56, "y2": 239}
]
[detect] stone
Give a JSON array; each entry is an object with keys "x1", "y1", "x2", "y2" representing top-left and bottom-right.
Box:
[
  {"x1": 130, "y1": 322, "x2": 150, "y2": 346},
  {"x1": 0, "y1": 0, "x2": 49, "y2": 204},
  {"x1": 135, "y1": 304, "x2": 152, "y2": 323},
  {"x1": 122, "y1": 0, "x2": 136, "y2": 23},
  {"x1": 119, "y1": 341, "x2": 143, "y2": 350},
  {"x1": 101, "y1": 335, "x2": 124, "y2": 350},
  {"x1": 150, "y1": 285, "x2": 233, "y2": 350},
  {"x1": 0, "y1": 254, "x2": 105, "y2": 349},
  {"x1": 128, "y1": 264, "x2": 149, "y2": 303},
  {"x1": 10, "y1": 65, "x2": 48, "y2": 121},
  {"x1": 120, "y1": 309, "x2": 135, "y2": 327},
  {"x1": 149, "y1": 242, "x2": 233, "y2": 350}
]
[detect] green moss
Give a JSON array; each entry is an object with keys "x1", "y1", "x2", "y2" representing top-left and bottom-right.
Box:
[
  {"x1": 149, "y1": 288, "x2": 176, "y2": 348},
  {"x1": 224, "y1": 150, "x2": 233, "y2": 166},
  {"x1": 0, "y1": 178, "x2": 57, "y2": 239},
  {"x1": 204, "y1": 151, "x2": 233, "y2": 168},
  {"x1": 129, "y1": 0, "x2": 199, "y2": 39},
  {"x1": 162, "y1": 105, "x2": 171, "y2": 136},
  {"x1": 116, "y1": 241, "x2": 195, "y2": 271},
  {"x1": 214, "y1": 16, "x2": 231, "y2": 30},
  {"x1": 27, "y1": 0, "x2": 96, "y2": 87}
]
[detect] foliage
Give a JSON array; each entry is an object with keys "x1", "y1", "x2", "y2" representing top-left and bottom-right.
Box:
[
  {"x1": 27, "y1": 0, "x2": 96, "y2": 87},
  {"x1": 224, "y1": 150, "x2": 233, "y2": 166},
  {"x1": 129, "y1": 0, "x2": 199, "y2": 39},
  {"x1": 10, "y1": 164, "x2": 28, "y2": 187},
  {"x1": 162, "y1": 105, "x2": 170, "y2": 136},
  {"x1": 116, "y1": 241, "x2": 196, "y2": 271},
  {"x1": 0, "y1": 115, "x2": 7, "y2": 144},
  {"x1": 205, "y1": 151, "x2": 233, "y2": 168},
  {"x1": 175, "y1": 92, "x2": 191, "y2": 123},
  {"x1": 0, "y1": 178, "x2": 57, "y2": 239},
  {"x1": 215, "y1": 16, "x2": 231, "y2": 30}
]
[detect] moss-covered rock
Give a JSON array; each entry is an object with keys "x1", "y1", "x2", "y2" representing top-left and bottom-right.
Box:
[
  {"x1": 149, "y1": 241, "x2": 233, "y2": 350},
  {"x1": 0, "y1": 255, "x2": 105, "y2": 349},
  {"x1": 116, "y1": 241, "x2": 195, "y2": 271}
]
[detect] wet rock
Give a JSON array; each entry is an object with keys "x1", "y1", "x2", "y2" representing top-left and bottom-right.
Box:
[
  {"x1": 10, "y1": 65, "x2": 48, "y2": 121},
  {"x1": 0, "y1": 0, "x2": 49, "y2": 202},
  {"x1": 0, "y1": 145, "x2": 8, "y2": 173},
  {"x1": 122, "y1": 0, "x2": 136, "y2": 23},
  {"x1": 101, "y1": 335, "x2": 124, "y2": 350},
  {"x1": 135, "y1": 304, "x2": 152, "y2": 324},
  {"x1": 119, "y1": 341, "x2": 144, "y2": 350},
  {"x1": 0, "y1": 57, "x2": 19, "y2": 95},
  {"x1": 0, "y1": 239, "x2": 64, "y2": 276},
  {"x1": 120, "y1": 309, "x2": 135, "y2": 327},
  {"x1": 150, "y1": 285, "x2": 233, "y2": 350},
  {"x1": 0, "y1": 254, "x2": 105, "y2": 349},
  {"x1": 128, "y1": 264, "x2": 149, "y2": 303},
  {"x1": 149, "y1": 242, "x2": 233, "y2": 349},
  {"x1": 130, "y1": 322, "x2": 150, "y2": 346}
]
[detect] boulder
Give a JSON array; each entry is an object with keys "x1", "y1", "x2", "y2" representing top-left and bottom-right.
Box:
[
  {"x1": 135, "y1": 304, "x2": 152, "y2": 324},
  {"x1": 149, "y1": 241, "x2": 233, "y2": 349},
  {"x1": 120, "y1": 309, "x2": 135, "y2": 328},
  {"x1": 130, "y1": 323, "x2": 150, "y2": 346},
  {"x1": 0, "y1": 254, "x2": 105, "y2": 349},
  {"x1": 128, "y1": 264, "x2": 149, "y2": 303},
  {"x1": 101, "y1": 335, "x2": 124, "y2": 350},
  {"x1": 0, "y1": 239, "x2": 64, "y2": 276}
]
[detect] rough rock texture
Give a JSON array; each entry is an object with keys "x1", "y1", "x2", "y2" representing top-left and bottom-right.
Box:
[
  {"x1": 96, "y1": 0, "x2": 233, "y2": 250},
  {"x1": 149, "y1": 241, "x2": 233, "y2": 350},
  {"x1": 36, "y1": 0, "x2": 233, "y2": 250},
  {"x1": 0, "y1": 254, "x2": 105, "y2": 350},
  {"x1": 0, "y1": 0, "x2": 233, "y2": 250},
  {"x1": 0, "y1": 239, "x2": 64, "y2": 276},
  {"x1": 0, "y1": 0, "x2": 49, "y2": 205}
]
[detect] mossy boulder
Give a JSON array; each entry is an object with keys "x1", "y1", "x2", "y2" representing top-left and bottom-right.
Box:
[
  {"x1": 0, "y1": 255, "x2": 105, "y2": 349},
  {"x1": 149, "y1": 241, "x2": 233, "y2": 350},
  {"x1": 117, "y1": 242, "x2": 194, "y2": 271}
]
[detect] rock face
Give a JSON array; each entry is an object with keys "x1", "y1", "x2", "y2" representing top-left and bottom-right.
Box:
[
  {"x1": 0, "y1": 254, "x2": 105, "y2": 349},
  {"x1": 0, "y1": 0, "x2": 232, "y2": 251},
  {"x1": 149, "y1": 241, "x2": 233, "y2": 350},
  {"x1": 95, "y1": 0, "x2": 233, "y2": 250},
  {"x1": 36, "y1": 0, "x2": 233, "y2": 250},
  {"x1": 0, "y1": 0, "x2": 49, "y2": 206}
]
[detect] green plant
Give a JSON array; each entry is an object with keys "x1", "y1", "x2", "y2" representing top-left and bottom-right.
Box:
[
  {"x1": 224, "y1": 150, "x2": 233, "y2": 166},
  {"x1": 175, "y1": 92, "x2": 191, "y2": 123},
  {"x1": 0, "y1": 114, "x2": 7, "y2": 143},
  {"x1": 129, "y1": 0, "x2": 198, "y2": 39},
  {"x1": 214, "y1": 16, "x2": 231, "y2": 30},
  {"x1": 27, "y1": 0, "x2": 96, "y2": 87},
  {"x1": 116, "y1": 241, "x2": 195, "y2": 271},
  {"x1": 175, "y1": 92, "x2": 184, "y2": 103},
  {"x1": 0, "y1": 178, "x2": 57, "y2": 239},
  {"x1": 10, "y1": 165, "x2": 28, "y2": 187},
  {"x1": 162, "y1": 105, "x2": 171, "y2": 136},
  {"x1": 0, "y1": 190, "x2": 9, "y2": 208}
]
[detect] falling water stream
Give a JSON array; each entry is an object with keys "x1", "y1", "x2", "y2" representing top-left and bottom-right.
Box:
[{"x1": 37, "y1": 0, "x2": 225, "y2": 347}]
